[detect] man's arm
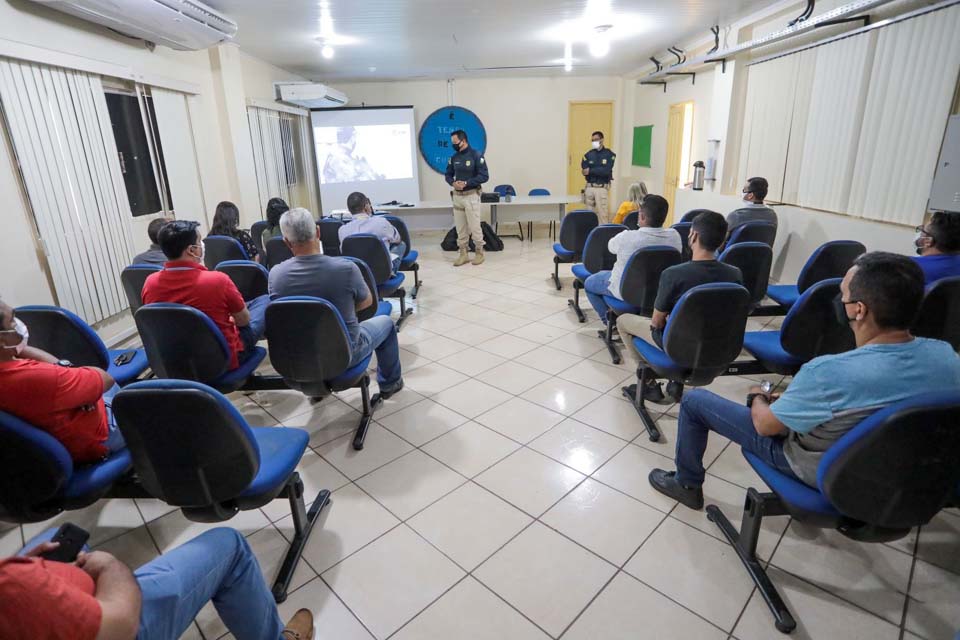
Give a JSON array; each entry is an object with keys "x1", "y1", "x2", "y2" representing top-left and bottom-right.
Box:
[
  {"x1": 223, "y1": 274, "x2": 250, "y2": 327},
  {"x1": 750, "y1": 392, "x2": 789, "y2": 437},
  {"x1": 20, "y1": 345, "x2": 59, "y2": 364},
  {"x1": 92, "y1": 367, "x2": 115, "y2": 393},
  {"x1": 590, "y1": 156, "x2": 613, "y2": 181},
  {"x1": 444, "y1": 158, "x2": 455, "y2": 186},
  {"x1": 651, "y1": 309, "x2": 668, "y2": 330},
  {"x1": 465, "y1": 155, "x2": 489, "y2": 188},
  {"x1": 231, "y1": 306, "x2": 251, "y2": 328},
  {"x1": 350, "y1": 264, "x2": 373, "y2": 312},
  {"x1": 76, "y1": 551, "x2": 141, "y2": 640},
  {"x1": 381, "y1": 220, "x2": 400, "y2": 244}
]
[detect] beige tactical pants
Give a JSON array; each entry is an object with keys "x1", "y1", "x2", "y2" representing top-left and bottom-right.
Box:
[
  {"x1": 452, "y1": 190, "x2": 484, "y2": 250},
  {"x1": 584, "y1": 185, "x2": 610, "y2": 224},
  {"x1": 616, "y1": 313, "x2": 653, "y2": 364}
]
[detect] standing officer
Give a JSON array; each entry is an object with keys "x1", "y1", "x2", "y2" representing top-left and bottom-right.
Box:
[
  {"x1": 445, "y1": 129, "x2": 489, "y2": 266},
  {"x1": 582, "y1": 131, "x2": 616, "y2": 223}
]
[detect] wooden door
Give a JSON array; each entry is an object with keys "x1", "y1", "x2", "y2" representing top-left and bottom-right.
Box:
[
  {"x1": 567, "y1": 101, "x2": 613, "y2": 210},
  {"x1": 663, "y1": 102, "x2": 688, "y2": 225}
]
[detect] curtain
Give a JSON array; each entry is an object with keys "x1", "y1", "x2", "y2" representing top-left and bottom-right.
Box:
[{"x1": 247, "y1": 105, "x2": 319, "y2": 215}]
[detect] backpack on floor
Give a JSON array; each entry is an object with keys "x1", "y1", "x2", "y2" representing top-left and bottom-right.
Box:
[{"x1": 440, "y1": 222, "x2": 504, "y2": 252}]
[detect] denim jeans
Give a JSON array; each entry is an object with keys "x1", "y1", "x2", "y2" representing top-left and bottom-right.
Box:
[
  {"x1": 102, "y1": 383, "x2": 125, "y2": 453},
  {"x1": 584, "y1": 270, "x2": 613, "y2": 323},
  {"x1": 135, "y1": 528, "x2": 284, "y2": 640},
  {"x1": 389, "y1": 241, "x2": 407, "y2": 274},
  {"x1": 349, "y1": 315, "x2": 402, "y2": 390},
  {"x1": 675, "y1": 388, "x2": 798, "y2": 487},
  {"x1": 238, "y1": 294, "x2": 271, "y2": 362}
]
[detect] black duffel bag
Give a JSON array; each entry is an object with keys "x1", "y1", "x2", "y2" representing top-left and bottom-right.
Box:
[{"x1": 440, "y1": 221, "x2": 504, "y2": 252}]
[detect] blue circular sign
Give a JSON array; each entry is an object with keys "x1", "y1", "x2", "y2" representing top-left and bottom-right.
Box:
[{"x1": 418, "y1": 106, "x2": 487, "y2": 174}]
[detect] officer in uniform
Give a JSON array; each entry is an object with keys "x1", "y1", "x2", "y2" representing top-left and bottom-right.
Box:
[
  {"x1": 445, "y1": 129, "x2": 489, "y2": 266},
  {"x1": 582, "y1": 130, "x2": 616, "y2": 224}
]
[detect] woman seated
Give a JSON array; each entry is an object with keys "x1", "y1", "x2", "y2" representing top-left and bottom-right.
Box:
[
  {"x1": 612, "y1": 181, "x2": 648, "y2": 225},
  {"x1": 208, "y1": 201, "x2": 260, "y2": 263}
]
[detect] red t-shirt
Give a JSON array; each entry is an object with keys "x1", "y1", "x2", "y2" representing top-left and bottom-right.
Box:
[
  {"x1": 0, "y1": 359, "x2": 108, "y2": 463},
  {"x1": 141, "y1": 260, "x2": 247, "y2": 369},
  {"x1": 0, "y1": 557, "x2": 102, "y2": 639}
]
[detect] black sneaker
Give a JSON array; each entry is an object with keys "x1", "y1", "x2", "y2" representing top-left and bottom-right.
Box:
[
  {"x1": 642, "y1": 380, "x2": 667, "y2": 403},
  {"x1": 665, "y1": 380, "x2": 684, "y2": 403},
  {"x1": 648, "y1": 469, "x2": 704, "y2": 510},
  {"x1": 379, "y1": 378, "x2": 404, "y2": 399}
]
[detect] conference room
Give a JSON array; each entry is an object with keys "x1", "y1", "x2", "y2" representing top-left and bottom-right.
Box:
[{"x1": 1, "y1": 0, "x2": 959, "y2": 638}]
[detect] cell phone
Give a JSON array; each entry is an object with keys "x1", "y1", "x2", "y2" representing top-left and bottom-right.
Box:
[
  {"x1": 113, "y1": 350, "x2": 136, "y2": 366},
  {"x1": 40, "y1": 523, "x2": 90, "y2": 563}
]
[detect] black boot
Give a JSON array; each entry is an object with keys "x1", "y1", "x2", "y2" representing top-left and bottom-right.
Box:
[{"x1": 649, "y1": 469, "x2": 704, "y2": 510}]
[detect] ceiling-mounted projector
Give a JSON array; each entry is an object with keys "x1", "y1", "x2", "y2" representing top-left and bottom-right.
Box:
[{"x1": 275, "y1": 83, "x2": 348, "y2": 109}]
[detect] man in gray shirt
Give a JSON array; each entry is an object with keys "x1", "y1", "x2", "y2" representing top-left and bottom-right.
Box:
[
  {"x1": 268, "y1": 207, "x2": 403, "y2": 396},
  {"x1": 131, "y1": 217, "x2": 172, "y2": 266},
  {"x1": 726, "y1": 177, "x2": 777, "y2": 235}
]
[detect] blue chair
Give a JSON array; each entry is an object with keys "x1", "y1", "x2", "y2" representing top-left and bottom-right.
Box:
[
  {"x1": 341, "y1": 234, "x2": 413, "y2": 329},
  {"x1": 913, "y1": 276, "x2": 960, "y2": 351},
  {"x1": 720, "y1": 241, "x2": 773, "y2": 309},
  {"x1": 679, "y1": 208, "x2": 717, "y2": 223},
  {"x1": 203, "y1": 235, "x2": 248, "y2": 270},
  {"x1": 318, "y1": 218, "x2": 343, "y2": 257},
  {"x1": 599, "y1": 246, "x2": 682, "y2": 365},
  {"x1": 264, "y1": 236, "x2": 294, "y2": 270},
  {"x1": 0, "y1": 409, "x2": 133, "y2": 523},
  {"x1": 671, "y1": 222, "x2": 693, "y2": 261},
  {"x1": 707, "y1": 391, "x2": 960, "y2": 633},
  {"x1": 765, "y1": 240, "x2": 866, "y2": 312},
  {"x1": 626, "y1": 283, "x2": 751, "y2": 440},
  {"x1": 216, "y1": 260, "x2": 269, "y2": 301},
  {"x1": 342, "y1": 256, "x2": 393, "y2": 322},
  {"x1": 569, "y1": 224, "x2": 625, "y2": 323},
  {"x1": 528, "y1": 188, "x2": 550, "y2": 196},
  {"x1": 727, "y1": 220, "x2": 777, "y2": 248},
  {"x1": 121, "y1": 264, "x2": 161, "y2": 313},
  {"x1": 134, "y1": 303, "x2": 267, "y2": 393},
  {"x1": 251, "y1": 220, "x2": 269, "y2": 257},
  {"x1": 552, "y1": 209, "x2": 598, "y2": 290},
  {"x1": 493, "y1": 184, "x2": 516, "y2": 197},
  {"x1": 16, "y1": 306, "x2": 149, "y2": 386},
  {"x1": 112, "y1": 379, "x2": 331, "y2": 603},
  {"x1": 384, "y1": 215, "x2": 422, "y2": 299},
  {"x1": 622, "y1": 210, "x2": 640, "y2": 230},
  {"x1": 265, "y1": 297, "x2": 384, "y2": 450}
]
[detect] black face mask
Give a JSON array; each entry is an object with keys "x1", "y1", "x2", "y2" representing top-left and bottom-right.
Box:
[
  {"x1": 831, "y1": 294, "x2": 853, "y2": 326},
  {"x1": 454, "y1": 141, "x2": 464, "y2": 152}
]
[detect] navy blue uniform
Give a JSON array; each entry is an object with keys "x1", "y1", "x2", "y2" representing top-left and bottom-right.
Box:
[
  {"x1": 445, "y1": 146, "x2": 489, "y2": 190},
  {"x1": 581, "y1": 147, "x2": 616, "y2": 185}
]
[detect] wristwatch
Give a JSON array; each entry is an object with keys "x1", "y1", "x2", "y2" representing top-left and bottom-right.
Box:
[
  {"x1": 746, "y1": 380, "x2": 775, "y2": 407},
  {"x1": 56, "y1": 359, "x2": 74, "y2": 368}
]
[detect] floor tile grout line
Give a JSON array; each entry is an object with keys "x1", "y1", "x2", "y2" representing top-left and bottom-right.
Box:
[{"x1": 897, "y1": 523, "x2": 922, "y2": 640}]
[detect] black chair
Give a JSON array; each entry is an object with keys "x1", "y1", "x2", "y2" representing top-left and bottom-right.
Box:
[
  {"x1": 384, "y1": 215, "x2": 422, "y2": 298},
  {"x1": 671, "y1": 222, "x2": 692, "y2": 261},
  {"x1": 251, "y1": 220, "x2": 269, "y2": 258},
  {"x1": 264, "y1": 236, "x2": 294, "y2": 270},
  {"x1": 599, "y1": 246, "x2": 682, "y2": 364},
  {"x1": 912, "y1": 275, "x2": 960, "y2": 351},
  {"x1": 552, "y1": 209, "x2": 599, "y2": 290},
  {"x1": 16, "y1": 305, "x2": 149, "y2": 386},
  {"x1": 679, "y1": 208, "x2": 717, "y2": 223},
  {"x1": 342, "y1": 256, "x2": 394, "y2": 322},
  {"x1": 319, "y1": 218, "x2": 343, "y2": 257},
  {"x1": 569, "y1": 224, "x2": 625, "y2": 323},
  {"x1": 720, "y1": 241, "x2": 773, "y2": 309},
  {"x1": 765, "y1": 240, "x2": 866, "y2": 312},
  {"x1": 727, "y1": 220, "x2": 777, "y2": 248},
  {"x1": 265, "y1": 297, "x2": 383, "y2": 450},
  {"x1": 625, "y1": 283, "x2": 751, "y2": 440},
  {"x1": 112, "y1": 379, "x2": 331, "y2": 603},
  {"x1": 341, "y1": 234, "x2": 413, "y2": 329},
  {"x1": 622, "y1": 210, "x2": 640, "y2": 230},
  {"x1": 203, "y1": 236, "x2": 248, "y2": 270},
  {"x1": 707, "y1": 391, "x2": 960, "y2": 633},
  {"x1": 216, "y1": 260, "x2": 269, "y2": 301},
  {"x1": 121, "y1": 264, "x2": 161, "y2": 313}
]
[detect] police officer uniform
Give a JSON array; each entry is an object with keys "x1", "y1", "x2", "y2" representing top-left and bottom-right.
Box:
[
  {"x1": 445, "y1": 144, "x2": 489, "y2": 261},
  {"x1": 582, "y1": 146, "x2": 616, "y2": 223}
]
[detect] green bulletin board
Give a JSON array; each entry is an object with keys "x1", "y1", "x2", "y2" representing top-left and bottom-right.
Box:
[{"x1": 632, "y1": 125, "x2": 653, "y2": 167}]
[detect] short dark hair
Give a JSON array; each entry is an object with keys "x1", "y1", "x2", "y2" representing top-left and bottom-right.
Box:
[
  {"x1": 347, "y1": 191, "x2": 370, "y2": 214},
  {"x1": 641, "y1": 194, "x2": 669, "y2": 228},
  {"x1": 147, "y1": 217, "x2": 171, "y2": 244},
  {"x1": 691, "y1": 211, "x2": 728, "y2": 252},
  {"x1": 158, "y1": 220, "x2": 201, "y2": 259},
  {"x1": 849, "y1": 252, "x2": 925, "y2": 330},
  {"x1": 265, "y1": 197, "x2": 289, "y2": 227},
  {"x1": 451, "y1": 129, "x2": 467, "y2": 143},
  {"x1": 591, "y1": 131, "x2": 604, "y2": 139},
  {"x1": 746, "y1": 177, "x2": 769, "y2": 202},
  {"x1": 926, "y1": 211, "x2": 960, "y2": 253}
]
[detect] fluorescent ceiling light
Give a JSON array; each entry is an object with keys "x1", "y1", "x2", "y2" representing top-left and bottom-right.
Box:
[
  {"x1": 321, "y1": 45, "x2": 334, "y2": 59},
  {"x1": 541, "y1": 13, "x2": 648, "y2": 43},
  {"x1": 564, "y1": 42, "x2": 573, "y2": 71}
]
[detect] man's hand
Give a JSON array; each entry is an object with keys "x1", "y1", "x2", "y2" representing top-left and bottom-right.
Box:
[
  {"x1": 453, "y1": 180, "x2": 467, "y2": 190},
  {"x1": 24, "y1": 541, "x2": 60, "y2": 558},
  {"x1": 76, "y1": 551, "x2": 120, "y2": 579},
  {"x1": 581, "y1": 168, "x2": 590, "y2": 176}
]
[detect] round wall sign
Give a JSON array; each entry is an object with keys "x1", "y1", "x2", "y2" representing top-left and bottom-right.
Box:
[{"x1": 418, "y1": 106, "x2": 487, "y2": 174}]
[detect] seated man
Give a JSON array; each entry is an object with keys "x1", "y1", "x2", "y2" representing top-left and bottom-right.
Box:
[
  {"x1": 618, "y1": 211, "x2": 742, "y2": 403},
  {"x1": 0, "y1": 527, "x2": 314, "y2": 639},
  {"x1": 339, "y1": 191, "x2": 406, "y2": 273},
  {"x1": 0, "y1": 299, "x2": 123, "y2": 463},
  {"x1": 141, "y1": 220, "x2": 269, "y2": 371},
  {"x1": 726, "y1": 176, "x2": 777, "y2": 235},
  {"x1": 913, "y1": 211, "x2": 960, "y2": 284},
  {"x1": 130, "y1": 217, "x2": 172, "y2": 266},
  {"x1": 270, "y1": 207, "x2": 404, "y2": 396},
  {"x1": 648, "y1": 252, "x2": 960, "y2": 510},
  {"x1": 583, "y1": 194, "x2": 681, "y2": 323}
]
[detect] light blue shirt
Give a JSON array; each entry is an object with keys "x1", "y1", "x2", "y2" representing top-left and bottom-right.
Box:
[{"x1": 338, "y1": 214, "x2": 400, "y2": 250}]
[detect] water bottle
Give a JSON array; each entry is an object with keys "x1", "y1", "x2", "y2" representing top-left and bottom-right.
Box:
[{"x1": 692, "y1": 161, "x2": 705, "y2": 191}]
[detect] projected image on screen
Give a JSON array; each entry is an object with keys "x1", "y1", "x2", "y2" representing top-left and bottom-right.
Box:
[{"x1": 315, "y1": 124, "x2": 413, "y2": 185}]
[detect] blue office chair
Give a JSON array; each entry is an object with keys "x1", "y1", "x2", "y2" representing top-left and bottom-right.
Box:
[
  {"x1": 528, "y1": 188, "x2": 550, "y2": 196},
  {"x1": 528, "y1": 189, "x2": 553, "y2": 236},
  {"x1": 341, "y1": 234, "x2": 412, "y2": 329},
  {"x1": 552, "y1": 209, "x2": 598, "y2": 290},
  {"x1": 764, "y1": 240, "x2": 866, "y2": 312},
  {"x1": 679, "y1": 208, "x2": 717, "y2": 223},
  {"x1": 265, "y1": 297, "x2": 384, "y2": 450},
  {"x1": 0, "y1": 409, "x2": 133, "y2": 523},
  {"x1": 112, "y1": 379, "x2": 331, "y2": 603},
  {"x1": 622, "y1": 210, "x2": 640, "y2": 230},
  {"x1": 264, "y1": 236, "x2": 294, "y2": 270},
  {"x1": 727, "y1": 220, "x2": 777, "y2": 248},
  {"x1": 318, "y1": 218, "x2": 343, "y2": 257},
  {"x1": 134, "y1": 303, "x2": 267, "y2": 393},
  {"x1": 121, "y1": 264, "x2": 161, "y2": 313},
  {"x1": 626, "y1": 283, "x2": 751, "y2": 440},
  {"x1": 720, "y1": 241, "x2": 773, "y2": 308},
  {"x1": 216, "y1": 260, "x2": 269, "y2": 301},
  {"x1": 251, "y1": 220, "x2": 269, "y2": 258},
  {"x1": 912, "y1": 276, "x2": 960, "y2": 351},
  {"x1": 203, "y1": 236, "x2": 249, "y2": 270},
  {"x1": 342, "y1": 256, "x2": 393, "y2": 322},
  {"x1": 599, "y1": 246, "x2": 682, "y2": 365},
  {"x1": 707, "y1": 391, "x2": 960, "y2": 633},
  {"x1": 493, "y1": 184, "x2": 517, "y2": 197},
  {"x1": 569, "y1": 224, "x2": 625, "y2": 323},
  {"x1": 16, "y1": 306, "x2": 149, "y2": 386},
  {"x1": 671, "y1": 222, "x2": 693, "y2": 261},
  {"x1": 384, "y1": 215, "x2": 422, "y2": 299}
]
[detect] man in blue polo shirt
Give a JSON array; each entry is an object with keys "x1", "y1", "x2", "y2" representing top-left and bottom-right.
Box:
[{"x1": 913, "y1": 211, "x2": 960, "y2": 285}]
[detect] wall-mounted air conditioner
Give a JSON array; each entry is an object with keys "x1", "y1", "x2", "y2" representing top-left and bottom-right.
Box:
[
  {"x1": 275, "y1": 82, "x2": 349, "y2": 109},
  {"x1": 29, "y1": 0, "x2": 237, "y2": 51}
]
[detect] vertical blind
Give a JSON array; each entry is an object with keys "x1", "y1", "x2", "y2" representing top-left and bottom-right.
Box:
[{"x1": 247, "y1": 105, "x2": 319, "y2": 215}]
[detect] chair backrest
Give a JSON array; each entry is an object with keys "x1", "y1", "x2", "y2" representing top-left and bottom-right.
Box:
[
  {"x1": 720, "y1": 242, "x2": 773, "y2": 306},
  {"x1": 662, "y1": 283, "x2": 752, "y2": 385},
  {"x1": 384, "y1": 215, "x2": 413, "y2": 258},
  {"x1": 727, "y1": 221, "x2": 777, "y2": 248},
  {"x1": 581, "y1": 224, "x2": 625, "y2": 274},
  {"x1": 341, "y1": 256, "x2": 381, "y2": 322},
  {"x1": 15, "y1": 306, "x2": 109, "y2": 369},
  {"x1": 0, "y1": 409, "x2": 73, "y2": 522},
  {"x1": 250, "y1": 220, "x2": 269, "y2": 257},
  {"x1": 819, "y1": 391, "x2": 960, "y2": 529},
  {"x1": 797, "y1": 240, "x2": 866, "y2": 293},
  {"x1": 121, "y1": 265, "x2": 162, "y2": 313},
  {"x1": 134, "y1": 303, "x2": 231, "y2": 382},
  {"x1": 493, "y1": 184, "x2": 516, "y2": 197},
  {"x1": 319, "y1": 218, "x2": 343, "y2": 256},
  {"x1": 216, "y1": 260, "x2": 269, "y2": 301},
  {"x1": 671, "y1": 222, "x2": 692, "y2": 261},
  {"x1": 112, "y1": 380, "x2": 259, "y2": 508},
  {"x1": 265, "y1": 297, "x2": 354, "y2": 397},
  {"x1": 618, "y1": 246, "x2": 683, "y2": 314},
  {"x1": 203, "y1": 236, "x2": 248, "y2": 270},
  {"x1": 341, "y1": 234, "x2": 392, "y2": 283},
  {"x1": 679, "y1": 208, "x2": 717, "y2": 223},
  {"x1": 558, "y1": 209, "x2": 599, "y2": 254},
  {"x1": 264, "y1": 236, "x2": 294, "y2": 269},
  {"x1": 911, "y1": 276, "x2": 960, "y2": 351},
  {"x1": 622, "y1": 210, "x2": 640, "y2": 230},
  {"x1": 780, "y1": 278, "x2": 855, "y2": 360},
  {"x1": 528, "y1": 188, "x2": 550, "y2": 196}
]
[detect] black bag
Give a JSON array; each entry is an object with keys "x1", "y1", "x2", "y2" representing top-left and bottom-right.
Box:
[
  {"x1": 440, "y1": 221, "x2": 504, "y2": 252},
  {"x1": 480, "y1": 192, "x2": 500, "y2": 203}
]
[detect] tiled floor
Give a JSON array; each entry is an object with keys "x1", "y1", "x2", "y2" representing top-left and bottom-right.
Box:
[{"x1": 5, "y1": 229, "x2": 959, "y2": 639}]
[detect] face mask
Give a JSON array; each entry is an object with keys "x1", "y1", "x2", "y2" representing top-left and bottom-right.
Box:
[
  {"x1": 193, "y1": 243, "x2": 204, "y2": 262},
  {"x1": 591, "y1": 140, "x2": 601, "y2": 150},
  {"x1": 2, "y1": 317, "x2": 29, "y2": 355},
  {"x1": 831, "y1": 294, "x2": 854, "y2": 326},
  {"x1": 914, "y1": 231, "x2": 928, "y2": 255}
]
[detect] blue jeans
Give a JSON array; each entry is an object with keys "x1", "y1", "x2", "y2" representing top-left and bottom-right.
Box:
[
  {"x1": 585, "y1": 270, "x2": 614, "y2": 323},
  {"x1": 389, "y1": 241, "x2": 407, "y2": 274},
  {"x1": 350, "y1": 315, "x2": 402, "y2": 390},
  {"x1": 238, "y1": 294, "x2": 270, "y2": 362},
  {"x1": 675, "y1": 389, "x2": 798, "y2": 487},
  {"x1": 136, "y1": 528, "x2": 284, "y2": 640},
  {"x1": 102, "y1": 383, "x2": 126, "y2": 453}
]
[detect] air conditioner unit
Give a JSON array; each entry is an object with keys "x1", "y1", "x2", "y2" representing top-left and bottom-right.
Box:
[
  {"x1": 29, "y1": 0, "x2": 238, "y2": 51},
  {"x1": 275, "y1": 82, "x2": 349, "y2": 109}
]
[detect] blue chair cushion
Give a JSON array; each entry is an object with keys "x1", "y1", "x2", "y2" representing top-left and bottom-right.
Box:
[
  {"x1": 632, "y1": 336, "x2": 686, "y2": 380},
  {"x1": 603, "y1": 294, "x2": 639, "y2": 316},
  {"x1": 375, "y1": 301, "x2": 393, "y2": 318},
  {"x1": 400, "y1": 250, "x2": 419, "y2": 266},
  {"x1": 571, "y1": 264, "x2": 591, "y2": 282},
  {"x1": 327, "y1": 354, "x2": 373, "y2": 391},
  {"x1": 378, "y1": 273, "x2": 406, "y2": 295},
  {"x1": 554, "y1": 243, "x2": 576, "y2": 260},
  {"x1": 213, "y1": 347, "x2": 266, "y2": 390},
  {"x1": 741, "y1": 331, "x2": 805, "y2": 369},
  {"x1": 106, "y1": 348, "x2": 150, "y2": 385},
  {"x1": 743, "y1": 451, "x2": 840, "y2": 517},
  {"x1": 767, "y1": 284, "x2": 800, "y2": 308},
  {"x1": 239, "y1": 427, "x2": 309, "y2": 499},
  {"x1": 63, "y1": 448, "x2": 133, "y2": 500}
]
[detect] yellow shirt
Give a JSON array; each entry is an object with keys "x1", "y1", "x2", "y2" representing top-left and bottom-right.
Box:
[{"x1": 613, "y1": 201, "x2": 639, "y2": 225}]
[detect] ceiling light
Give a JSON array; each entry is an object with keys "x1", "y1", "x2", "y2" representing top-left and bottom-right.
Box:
[
  {"x1": 321, "y1": 45, "x2": 334, "y2": 59},
  {"x1": 589, "y1": 25, "x2": 612, "y2": 58},
  {"x1": 564, "y1": 42, "x2": 572, "y2": 71}
]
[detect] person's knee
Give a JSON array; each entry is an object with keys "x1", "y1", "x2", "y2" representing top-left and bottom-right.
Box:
[{"x1": 195, "y1": 527, "x2": 249, "y2": 556}]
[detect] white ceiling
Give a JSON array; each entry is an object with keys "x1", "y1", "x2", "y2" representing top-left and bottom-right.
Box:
[{"x1": 207, "y1": 0, "x2": 773, "y2": 82}]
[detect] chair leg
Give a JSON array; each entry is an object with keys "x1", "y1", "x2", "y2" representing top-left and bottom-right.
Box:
[
  {"x1": 623, "y1": 367, "x2": 661, "y2": 441},
  {"x1": 518, "y1": 222, "x2": 524, "y2": 242},
  {"x1": 552, "y1": 258, "x2": 562, "y2": 291},
  {"x1": 567, "y1": 283, "x2": 586, "y2": 323},
  {"x1": 707, "y1": 490, "x2": 796, "y2": 634},
  {"x1": 353, "y1": 374, "x2": 383, "y2": 450},
  {"x1": 395, "y1": 288, "x2": 413, "y2": 331},
  {"x1": 410, "y1": 265, "x2": 421, "y2": 299},
  {"x1": 272, "y1": 474, "x2": 331, "y2": 603},
  {"x1": 599, "y1": 310, "x2": 621, "y2": 364}
]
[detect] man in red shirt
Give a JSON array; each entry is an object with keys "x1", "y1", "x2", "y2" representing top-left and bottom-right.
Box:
[
  {"x1": 141, "y1": 220, "x2": 269, "y2": 370},
  {"x1": 0, "y1": 300, "x2": 123, "y2": 463}
]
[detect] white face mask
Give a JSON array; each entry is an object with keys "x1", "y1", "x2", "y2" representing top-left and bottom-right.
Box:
[
  {"x1": 2, "y1": 317, "x2": 29, "y2": 355},
  {"x1": 193, "y1": 243, "x2": 204, "y2": 262},
  {"x1": 914, "y1": 230, "x2": 928, "y2": 255},
  {"x1": 591, "y1": 140, "x2": 601, "y2": 150}
]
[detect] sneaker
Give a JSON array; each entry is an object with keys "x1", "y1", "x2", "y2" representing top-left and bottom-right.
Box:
[
  {"x1": 665, "y1": 380, "x2": 684, "y2": 403},
  {"x1": 282, "y1": 609, "x2": 314, "y2": 640},
  {"x1": 642, "y1": 380, "x2": 667, "y2": 403},
  {"x1": 379, "y1": 378, "x2": 404, "y2": 399},
  {"x1": 648, "y1": 469, "x2": 704, "y2": 510}
]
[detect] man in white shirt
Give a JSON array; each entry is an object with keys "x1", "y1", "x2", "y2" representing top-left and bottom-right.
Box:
[
  {"x1": 339, "y1": 192, "x2": 405, "y2": 273},
  {"x1": 584, "y1": 194, "x2": 682, "y2": 323}
]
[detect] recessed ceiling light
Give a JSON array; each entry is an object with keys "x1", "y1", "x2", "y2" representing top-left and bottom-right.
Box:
[
  {"x1": 589, "y1": 24, "x2": 612, "y2": 58},
  {"x1": 321, "y1": 45, "x2": 334, "y2": 59},
  {"x1": 369, "y1": 66, "x2": 377, "y2": 72}
]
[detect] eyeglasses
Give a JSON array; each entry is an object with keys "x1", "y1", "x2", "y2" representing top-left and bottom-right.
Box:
[
  {"x1": 914, "y1": 225, "x2": 929, "y2": 235},
  {"x1": 839, "y1": 298, "x2": 861, "y2": 306}
]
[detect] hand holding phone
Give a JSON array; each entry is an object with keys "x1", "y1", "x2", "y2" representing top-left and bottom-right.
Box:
[{"x1": 40, "y1": 523, "x2": 90, "y2": 563}]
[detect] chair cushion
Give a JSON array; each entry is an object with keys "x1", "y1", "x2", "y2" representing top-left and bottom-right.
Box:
[
  {"x1": 632, "y1": 336, "x2": 685, "y2": 380},
  {"x1": 553, "y1": 243, "x2": 576, "y2": 260},
  {"x1": 571, "y1": 264, "x2": 591, "y2": 282},
  {"x1": 213, "y1": 347, "x2": 266, "y2": 391},
  {"x1": 378, "y1": 273, "x2": 406, "y2": 295},
  {"x1": 327, "y1": 354, "x2": 373, "y2": 391},
  {"x1": 400, "y1": 250, "x2": 419, "y2": 266},
  {"x1": 62, "y1": 448, "x2": 133, "y2": 500},
  {"x1": 767, "y1": 284, "x2": 800, "y2": 308},
  {"x1": 743, "y1": 451, "x2": 840, "y2": 517},
  {"x1": 603, "y1": 294, "x2": 639, "y2": 316},
  {"x1": 742, "y1": 331, "x2": 804, "y2": 369},
  {"x1": 239, "y1": 427, "x2": 309, "y2": 499},
  {"x1": 107, "y1": 349, "x2": 150, "y2": 385},
  {"x1": 375, "y1": 301, "x2": 393, "y2": 318}
]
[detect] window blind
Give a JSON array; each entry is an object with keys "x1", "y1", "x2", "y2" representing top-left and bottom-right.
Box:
[{"x1": 247, "y1": 105, "x2": 319, "y2": 215}]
